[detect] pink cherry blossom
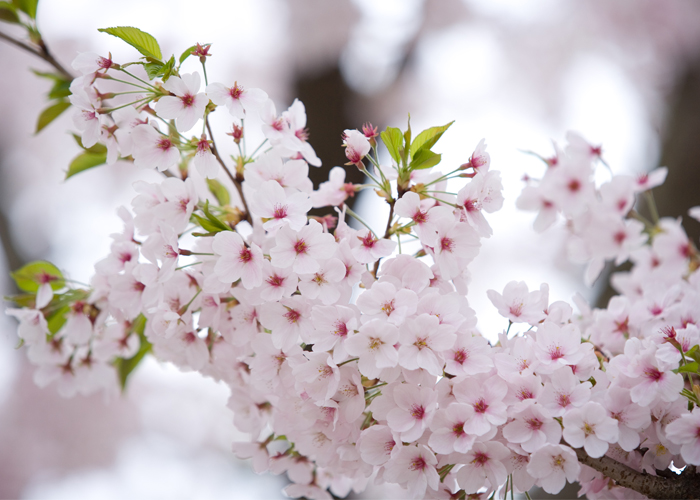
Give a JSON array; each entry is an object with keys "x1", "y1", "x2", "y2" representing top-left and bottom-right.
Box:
[{"x1": 155, "y1": 72, "x2": 207, "y2": 131}]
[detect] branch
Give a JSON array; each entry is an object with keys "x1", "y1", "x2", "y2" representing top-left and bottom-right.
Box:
[
  {"x1": 372, "y1": 198, "x2": 395, "y2": 277},
  {"x1": 573, "y1": 447, "x2": 700, "y2": 499},
  {"x1": 205, "y1": 117, "x2": 252, "y2": 225},
  {"x1": 0, "y1": 30, "x2": 73, "y2": 80}
]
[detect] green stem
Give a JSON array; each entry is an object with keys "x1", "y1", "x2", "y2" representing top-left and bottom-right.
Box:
[
  {"x1": 344, "y1": 206, "x2": 378, "y2": 238},
  {"x1": 201, "y1": 61, "x2": 209, "y2": 86},
  {"x1": 644, "y1": 191, "x2": 660, "y2": 223},
  {"x1": 100, "y1": 96, "x2": 151, "y2": 113},
  {"x1": 423, "y1": 166, "x2": 463, "y2": 187},
  {"x1": 248, "y1": 138, "x2": 269, "y2": 159},
  {"x1": 422, "y1": 193, "x2": 456, "y2": 207},
  {"x1": 118, "y1": 68, "x2": 159, "y2": 90},
  {"x1": 337, "y1": 357, "x2": 359, "y2": 367}
]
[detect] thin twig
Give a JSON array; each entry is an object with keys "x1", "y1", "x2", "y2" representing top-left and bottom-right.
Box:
[
  {"x1": 0, "y1": 31, "x2": 73, "y2": 80},
  {"x1": 372, "y1": 199, "x2": 395, "y2": 277},
  {"x1": 205, "y1": 117, "x2": 252, "y2": 224}
]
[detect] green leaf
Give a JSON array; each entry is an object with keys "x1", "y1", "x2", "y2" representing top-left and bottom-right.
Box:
[
  {"x1": 409, "y1": 149, "x2": 441, "y2": 171},
  {"x1": 35, "y1": 100, "x2": 70, "y2": 133},
  {"x1": 72, "y1": 133, "x2": 108, "y2": 154},
  {"x1": 678, "y1": 362, "x2": 699, "y2": 374},
  {"x1": 66, "y1": 151, "x2": 107, "y2": 179},
  {"x1": 11, "y1": 261, "x2": 64, "y2": 293},
  {"x1": 202, "y1": 200, "x2": 231, "y2": 231},
  {"x1": 47, "y1": 305, "x2": 69, "y2": 335},
  {"x1": 161, "y1": 55, "x2": 176, "y2": 81},
  {"x1": 179, "y1": 45, "x2": 197, "y2": 64},
  {"x1": 192, "y1": 214, "x2": 222, "y2": 234},
  {"x1": 403, "y1": 114, "x2": 412, "y2": 159},
  {"x1": 115, "y1": 314, "x2": 152, "y2": 391},
  {"x1": 206, "y1": 179, "x2": 230, "y2": 206},
  {"x1": 409, "y1": 121, "x2": 454, "y2": 157},
  {"x1": 143, "y1": 61, "x2": 164, "y2": 80},
  {"x1": 3, "y1": 293, "x2": 36, "y2": 308},
  {"x1": 31, "y1": 69, "x2": 66, "y2": 81},
  {"x1": 11, "y1": 0, "x2": 36, "y2": 19},
  {"x1": 98, "y1": 26, "x2": 163, "y2": 61},
  {"x1": 380, "y1": 127, "x2": 403, "y2": 166},
  {"x1": 0, "y1": 2, "x2": 20, "y2": 23},
  {"x1": 47, "y1": 79, "x2": 71, "y2": 99}
]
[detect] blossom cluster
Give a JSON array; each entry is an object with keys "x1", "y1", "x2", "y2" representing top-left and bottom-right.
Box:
[{"x1": 7, "y1": 43, "x2": 700, "y2": 500}]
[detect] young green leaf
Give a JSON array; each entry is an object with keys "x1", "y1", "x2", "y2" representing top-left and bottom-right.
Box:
[
  {"x1": 71, "y1": 133, "x2": 108, "y2": 154},
  {"x1": 179, "y1": 45, "x2": 198, "y2": 64},
  {"x1": 66, "y1": 151, "x2": 108, "y2": 179},
  {"x1": 115, "y1": 314, "x2": 152, "y2": 391},
  {"x1": 409, "y1": 149, "x2": 441, "y2": 171},
  {"x1": 98, "y1": 26, "x2": 163, "y2": 61},
  {"x1": 409, "y1": 121, "x2": 454, "y2": 157},
  {"x1": 47, "y1": 305, "x2": 69, "y2": 335},
  {"x1": 11, "y1": 261, "x2": 64, "y2": 293},
  {"x1": 35, "y1": 100, "x2": 70, "y2": 133},
  {"x1": 143, "y1": 61, "x2": 165, "y2": 80},
  {"x1": 11, "y1": 0, "x2": 36, "y2": 19},
  {"x1": 206, "y1": 179, "x2": 231, "y2": 206},
  {"x1": 0, "y1": 2, "x2": 20, "y2": 23},
  {"x1": 47, "y1": 79, "x2": 72, "y2": 99},
  {"x1": 380, "y1": 127, "x2": 403, "y2": 166},
  {"x1": 677, "y1": 362, "x2": 699, "y2": 374}
]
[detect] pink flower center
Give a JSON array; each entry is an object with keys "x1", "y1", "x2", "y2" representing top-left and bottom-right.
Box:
[
  {"x1": 381, "y1": 300, "x2": 395, "y2": 316},
  {"x1": 526, "y1": 417, "x2": 543, "y2": 430},
  {"x1": 181, "y1": 94, "x2": 195, "y2": 107},
  {"x1": 345, "y1": 147, "x2": 362, "y2": 164},
  {"x1": 464, "y1": 199, "x2": 480, "y2": 213},
  {"x1": 471, "y1": 452, "x2": 489, "y2": 467},
  {"x1": 613, "y1": 231, "x2": 626, "y2": 245},
  {"x1": 644, "y1": 366, "x2": 663, "y2": 382},
  {"x1": 473, "y1": 398, "x2": 489, "y2": 414},
  {"x1": 229, "y1": 83, "x2": 243, "y2": 100},
  {"x1": 157, "y1": 137, "x2": 172, "y2": 151},
  {"x1": 294, "y1": 239, "x2": 307, "y2": 255},
  {"x1": 273, "y1": 204, "x2": 288, "y2": 219},
  {"x1": 119, "y1": 252, "x2": 132, "y2": 264},
  {"x1": 37, "y1": 271, "x2": 58, "y2": 284},
  {"x1": 359, "y1": 232, "x2": 377, "y2": 249},
  {"x1": 410, "y1": 456, "x2": 426, "y2": 471},
  {"x1": 509, "y1": 303, "x2": 523, "y2": 317},
  {"x1": 239, "y1": 247, "x2": 253, "y2": 263},
  {"x1": 452, "y1": 422, "x2": 465, "y2": 436},
  {"x1": 295, "y1": 128, "x2": 309, "y2": 142},
  {"x1": 284, "y1": 309, "x2": 301, "y2": 324},
  {"x1": 266, "y1": 274, "x2": 285, "y2": 287},
  {"x1": 557, "y1": 393, "x2": 571, "y2": 408},
  {"x1": 453, "y1": 348, "x2": 468, "y2": 365},
  {"x1": 184, "y1": 331, "x2": 197, "y2": 344},
  {"x1": 384, "y1": 440, "x2": 396, "y2": 453},
  {"x1": 548, "y1": 345, "x2": 565, "y2": 361},
  {"x1": 413, "y1": 210, "x2": 427, "y2": 224},
  {"x1": 518, "y1": 388, "x2": 534, "y2": 401},
  {"x1": 440, "y1": 236, "x2": 454, "y2": 253},
  {"x1": 333, "y1": 321, "x2": 348, "y2": 337},
  {"x1": 272, "y1": 118, "x2": 285, "y2": 131},
  {"x1": 568, "y1": 179, "x2": 581, "y2": 192},
  {"x1": 410, "y1": 404, "x2": 426, "y2": 419}
]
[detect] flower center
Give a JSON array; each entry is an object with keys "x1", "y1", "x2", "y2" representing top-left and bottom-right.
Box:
[{"x1": 473, "y1": 398, "x2": 489, "y2": 414}]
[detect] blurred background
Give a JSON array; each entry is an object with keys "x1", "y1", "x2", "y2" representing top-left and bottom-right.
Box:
[{"x1": 2, "y1": 0, "x2": 700, "y2": 498}]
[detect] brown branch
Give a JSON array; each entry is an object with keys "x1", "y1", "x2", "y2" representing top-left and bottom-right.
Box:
[
  {"x1": 372, "y1": 198, "x2": 395, "y2": 277},
  {"x1": 573, "y1": 447, "x2": 700, "y2": 499},
  {"x1": 205, "y1": 117, "x2": 252, "y2": 224},
  {"x1": 0, "y1": 30, "x2": 73, "y2": 80}
]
